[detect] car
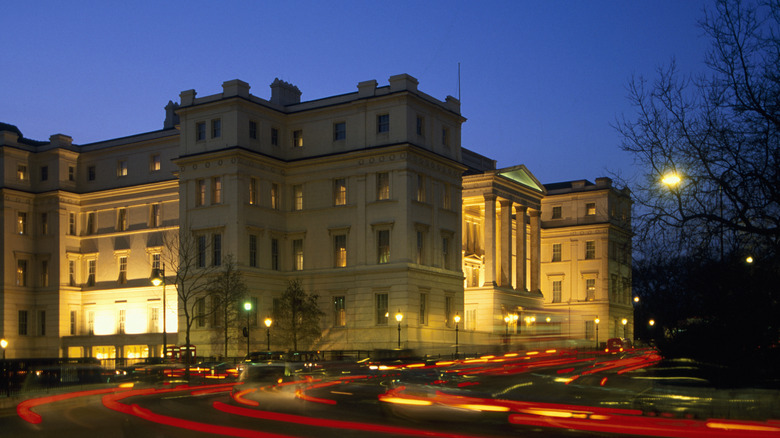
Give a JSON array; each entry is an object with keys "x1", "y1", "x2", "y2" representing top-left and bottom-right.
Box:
[{"x1": 606, "y1": 337, "x2": 633, "y2": 353}]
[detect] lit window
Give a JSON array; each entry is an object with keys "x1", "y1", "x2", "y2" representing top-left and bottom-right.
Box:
[
  {"x1": 249, "y1": 177, "x2": 258, "y2": 205},
  {"x1": 334, "y1": 234, "x2": 347, "y2": 268},
  {"x1": 152, "y1": 253, "x2": 161, "y2": 270},
  {"x1": 293, "y1": 239, "x2": 303, "y2": 271},
  {"x1": 211, "y1": 119, "x2": 221, "y2": 138},
  {"x1": 293, "y1": 184, "x2": 303, "y2": 211},
  {"x1": 117, "y1": 160, "x2": 128, "y2": 177},
  {"x1": 118, "y1": 256, "x2": 127, "y2": 284},
  {"x1": 293, "y1": 130, "x2": 303, "y2": 147},
  {"x1": 68, "y1": 212, "x2": 76, "y2": 235},
  {"x1": 376, "y1": 294, "x2": 388, "y2": 325},
  {"x1": 553, "y1": 280, "x2": 562, "y2": 303},
  {"x1": 377, "y1": 114, "x2": 389, "y2": 133},
  {"x1": 249, "y1": 121, "x2": 257, "y2": 139},
  {"x1": 17, "y1": 164, "x2": 27, "y2": 181},
  {"x1": 212, "y1": 177, "x2": 222, "y2": 204},
  {"x1": 16, "y1": 259, "x2": 27, "y2": 286},
  {"x1": 196, "y1": 122, "x2": 206, "y2": 141},
  {"x1": 552, "y1": 206, "x2": 562, "y2": 219},
  {"x1": 377, "y1": 172, "x2": 389, "y2": 200},
  {"x1": 17, "y1": 212, "x2": 27, "y2": 235},
  {"x1": 333, "y1": 122, "x2": 346, "y2": 141},
  {"x1": 334, "y1": 296, "x2": 346, "y2": 327},
  {"x1": 150, "y1": 204, "x2": 160, "y2": 227},
  {"x1": 334, "y1": 178, "x2": 346, "y2": 206},
  {"x1": 69, "y1": 260, "x2": 76, "y2": 286},
  {"x1": 416, "y1": 174, "x2": 425, "y2": 202},
  {"x1": 377, "y1": 230, "x2": 390, "y2": 264},
  {"x1": 196, "y1": 179, "x2": 206, "y2": 206},
  {"x1": 586, "y1": 203, "x2": 596, "y2": 216},
  {"x1": 117, "y1": 208, "x2": 127, "y2": 231},
  {"x1": 271, "y1": 183, "x2": 279, "y2": 209},
  {"x1": 552, "y1": 243, "x2": 561, "y2": 262},
  {"x1": 585, "y1": 241, "x2": 595, "y2": 260},
  {"x1": 586, "y1": 279, "x2": 596, "y2": 301},
  {"x1": 150, "y1": 154, "x2": 161, "y2": 172},
  {"x1": 87, "y1": 260, "x2": 96, "y2": 286}
]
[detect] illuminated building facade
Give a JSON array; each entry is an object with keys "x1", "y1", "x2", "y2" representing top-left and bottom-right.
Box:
[{"x1": 0, "y1": 75, "x2": 631, "y2": 361}]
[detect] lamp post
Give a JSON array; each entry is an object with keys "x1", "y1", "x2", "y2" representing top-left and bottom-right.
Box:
[
  {"x1": 395, "y1": 310, "x2": 403, "y2": 349},
  {"x1": 453, "y1": 314, "x2": 461, "y2": 358},
  {"x1": 1, "y1": 339, "x2": 7, "y2": 359},
  {"x1": 594, "y1": 317, "x2": 600, "y2": 350},
  {"x1": 264, "y1": 318, "x2": 272, "y2": 351},
  {"x1": 150, "y1": 264, "x2": 167, "y2": 359},
  {"x1": 621, "y1": 318, "x2": 628, "y2": 338},
  {"x1": 244, "y1": 301, "x2": 252, "y2": 356}
]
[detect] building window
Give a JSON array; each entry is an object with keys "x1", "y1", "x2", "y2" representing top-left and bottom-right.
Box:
[
  {"x1": 334, "y1": 234, "x2": 347, "y2": 268},
  {"x1": 70, "y1": 310, "x2": 78, "y2": 335},
  {"x1": 377, "y1": 172, "x2": 389, "y2": 200},
  {"x1": 586, "y1": 278, "x2": 596, "y2": 301},
  {"x1": 333, "y1": 122, "x2": 346, "y2": 141},
  {"x1": 552, "y1": 243, "x2": 562, "y2": 262},
  {"x1": 416, "y1": 115, "x2": 424, "y2": 136},
  {"x1": 249, "y1": 120, "x2": 257, "y2": 139},
  {"x1": 152, "y1": 253, "x2": 161, "y2": 270},
  {"x1": 68, "y1": 166, "x2": 75, "y2": 181},
  {"x1": 249, "y1": 235, "x2": 258, "y2": 267},
  {"x1": 249, "y1": 178, "x2": 258, "y2": 205},
  {"x1": 196, "y1": 179, "x2": 206, "y2": 206},
  {"x1": 69, "y1": 212, "x2": 76, "y2": 235},
  {"x1": 41, "y1": 212, "x2": 48, "y2": 235},
  {"x1": 586, "y1": 203, "x2": 596, "y2": 216},
  {"x1": 585, "y1": 241, "x2": 595, "y2": 259},
  {"x1": 585, "y1": 320, "x2": 595, "y2": 340},
  {"x1": 149, "y1": 307, "x2": 159, "y2": 333},
  {"x1": 552, "y1": 206, "x2": 562, "y2": 219},
  {"x1": 416, "y1": 231, "x2": 424, "y2": 264},
  {"x1": 150, "y1": 204, "x2": 161, "y2": 228},
  {"x1": 196, "y1": 298, "x2": 206, "y2": 327},
  {"x1": 17, "y1": 212, "x2": 27, "y2": 235},
  {"x1": 445, "y1": 296, "x2": 453, "y2": 328},
  {"x1": 333, "y1": 178, "x2": 346, "y2": 206},
  {"x1": 118, "y1": 256, "x2": 127, "y2": 284},
  {"x1": 553, "y1": 280, "x2": 562, "y2": 303},
  {"x1": 40, "y1": 166, "x2": 48, "y2": 181},
  {"x1": 69, "y1": 260, "x2": 76, "y2": 286},
  {"x1": 197, "y1": 235, "x2": 206, "y2": 268},
  {"x1": 271, "y1": 128, "x2": 279, "y2": 146},
  {"x1": 86, "y1": 212, "x2": 96, "y2": 235},
  {"x1": 117, "y1": 160, "x2": 128, "y2": 177},
  {"x1": 211, "y1": 119, "x2": 221, "y2": 138},
  {"x1": 293, "y1": 239, "x2": 303, "y2": 271},
  {"x1": 333, "y1": 296, "x2": 346, "y2": 327},
  {"x1": 212, "y1": 177, "x2": 222, "y2": 204},
  {"x1": 442, "y1": 236, "x2": 450, "y2": 270},
  {"x1": 18, "y1": 310, "x2": 28, "y2": 335},
  {"x1": 293, "y1": 184, "x2": 303, "y2": 211},
  {"x1": 118, "y1": 309, "x2": 126, "y2": 334},
  {"x1": 377, "y1": 114, "x2": 389, "y2": 133},
  {"x1": 196, "y1": 122, "x2": 206, "y2": 141},
  {"x1": 611, "y1": 274, "x2": 619, "y2": 301},
  {"x1": 271, "y1": 238, "x2": 279, "y2": 271},
  {"x1": 213, "y1": 234, "x2": 222, "y2": 266},
  {"x1": 87, "y1": 260, "x2": 96, "y2": 286},
  {"x1": 419, "y1": 293, "x2": 428, "y2": 325},
  {"x1": 293, "y1": 130, "x2": 303, "y2": 147},
  {"x1": 16, "y1": 259, "x2": 27, "y2": 286},
  {"x1": 150, "y1": 154, "x2": 161, "y2": 172},
  {"x1": 271, "y1": 184, "x2": 279, "y2": 210},
  {"x1": 416, "y1": 174, "x2": 425, "y2": 202},
  {"x1": 442, "y1": 127, "x2": 450, "y2": 147},
  {"x1": 376, "y1": 293, "x2": 388, "y2": 325},
  {"x1": 88, "y1": 166, "x2": 96, "y2": 181},
  {"x1": 40, "y1": 260, "x2": 49, "y2": 287},
  {"x1": 443, "y1": 184, "x2": 451, "y2": 209},
  {"x1": 17, "y1": 164, "x2": 27, "y2": 181},
  {"x1": 38, "y1": 311, "x2": 48, "y2": 337},
  {"x1": 377, "y1": 230, "x2": 390, "y2": 264},
  {"x1": 87, "y1": 310, "x2": 94, "y2": 335},
  {"x1": 117, "y1": 208, "x2": 127, "y2": 231}
]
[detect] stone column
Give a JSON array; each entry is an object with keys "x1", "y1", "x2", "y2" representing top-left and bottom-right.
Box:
[
  {"x1": 483, "y1": 194, "x2": 497, "y2": 286},
  {"x1": 499, "y1": 199, "x2": 513, "y2": 287},
  {"x1": 515, "y1": 204, "x2": 527, "y2": 291},
  {"x1": 529, "y1": 209, "x2": 541, "y2": 293}
]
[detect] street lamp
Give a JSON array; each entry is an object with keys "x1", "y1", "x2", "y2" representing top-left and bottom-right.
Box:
[
  {"x1": 1, "y1": 339, "x2": 7, "y2": 359},
  {"x1": 244, "y1": 301, "x2": 253, "y2": 356},
  {"x1": 621, "y1": 318, "x2": 628, "y2": 338},
  {"x1": 395, "y1": 310, "x2": 403, "y2": 348},
  {"x1": 594, "y1": 317, "x2": 600, "y2": 349},
  {"x1": 453, "y1": 314, "x2": 461, "y2": 358},
  {"x1": 661, "y1": 172, "x2": 724, "y2": 259},
  {"x1": 264, "y1": 317, "x2": 272, "y2": 351},
  {"x1": 150, "y1": 264, "x2": 167, "y2": 359}
]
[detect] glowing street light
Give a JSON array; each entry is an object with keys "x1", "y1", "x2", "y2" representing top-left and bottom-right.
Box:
[
  {"x1": 621, "y1": 318, "x2": 628, "y2": 338},
  {"x1": 395, "y1": 310, "x2": 403, "y2": 348},
  {"x1": 244, "y1": 301, "x2": 253, "y2": 356},
  {"x1": 594, "y1": 317, "x2": 600, "y2": 349},
  {"x1": 661, "y1": 172, "x2": 681, "y2": 186},
  {"x1": 149, "y1": 264, "x2": 167, "y2": 359},
  {"x1": 1, "y1": 339, "x2": 7, "y2": 359},
  {"x1": 453, "y1": 313, "x2": 461, "y2": 358},
  {"x1": 264, "y1": 317, "x2": 272, "y2": 351}
]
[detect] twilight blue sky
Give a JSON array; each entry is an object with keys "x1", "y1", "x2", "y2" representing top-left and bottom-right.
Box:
[{"x1": 1, "y1": 1, "x2": 711, "y2": 185}]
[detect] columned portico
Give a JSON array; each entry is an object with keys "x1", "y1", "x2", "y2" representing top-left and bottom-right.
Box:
[
  {"x1": 499, "y1": 199, "x2": 513, "y2": 287},
  {"x1": 529, "y1": 209, "x2": 541, "y2": 293},
  {"x1": 483, "y1": 194, "x2": 497, "y2": 286}
]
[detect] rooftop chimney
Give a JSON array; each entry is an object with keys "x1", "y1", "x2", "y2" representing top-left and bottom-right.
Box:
[
  {"x1": 270, "y1": 78, "x2": 301, "y2": 106},
  {"x1": 163, "y1": 100, "x2": 180, "y2": 129}
]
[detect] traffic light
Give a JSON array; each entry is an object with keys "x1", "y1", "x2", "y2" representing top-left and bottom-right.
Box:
[{"x1": 242, "y1": 327, "x2": 248, "y2": 337}]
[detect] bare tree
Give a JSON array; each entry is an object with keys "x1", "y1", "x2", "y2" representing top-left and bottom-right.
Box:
[
  {"x1": 208, "y1": 255, "x2": 247, "y2": 358},
  {"x1": 161, "y1": 230, "x2": 219, "y2": 368},
  {"x1": 615, "y1": 0, "x2": 780, "y2": 259},
  {"x1": 272, "y1": 279, "x2": 324, "y2": 351}
]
